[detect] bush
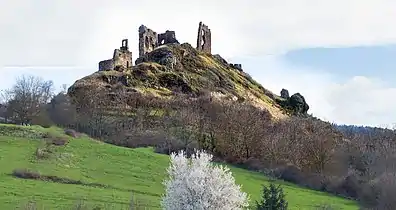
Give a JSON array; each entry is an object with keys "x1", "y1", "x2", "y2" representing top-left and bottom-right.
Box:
[
  {"x1": 256, "y1": 182, "x2": 288, "y2": 210},
  {"x1": 315, "y1": 204, "x2": 336, "y2": 210},
  {"x1": 301, "y1": 173, "x2": 329, "y2": 192},
  {"x1": 35, "y1": 147, "x2": 53, "y2": 159},
  {"x1": 0, "y1": 125, "x2": 45, "y2": 139},
  {"x1": 31, "y1": 110, "x2": 54, "y2": 128},
  {"x1": 64, "y1": 129, "x2": 80, "y2": 138},
  {"x1": 359, "y1": 172, "x2": 396, "y2": 209},
  {"x1": 243, "y1": 157, "x2": 266, "y2": 172},
  {"x1": 12, "y1": 168, "x2": 42, "y2": 179},
  {"x1": 50, "y1": 136, "x2": 69, "y2": 146},
  {"x1": 273, "y1": 164, "x2": 304, "y2": 184},
  {"x1": 161, "y1": 150, "x2": 249, "y2": 210},
  {"x1": 43, "y1": 133, "x2": 69, "y2": 146},
  {"x1": 333, "y1": 174, "x2": 361, "y2": 198}
]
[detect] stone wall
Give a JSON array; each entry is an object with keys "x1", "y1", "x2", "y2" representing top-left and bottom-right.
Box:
[
  {"x1": 230, "y1": 63, "x2": 243, "y2": 71},
  {"x1": 158, "y1": 30, "x2": 179, "y2": 45},
  {"x1": 98, "y1": 39, "x2": 132, "y2": 71},
  {"x1": 139, "y1": 25, "x2": 158, "y2": 57},
  {"x1": 113, "y1": 49, "x2": 132, "y2": 69},
  {"x1": 99, "y1": 59, "x2": 114, "y2": 71},
  {"x1": 196, "y1": 22, "x2": 211, "y2": 54}
]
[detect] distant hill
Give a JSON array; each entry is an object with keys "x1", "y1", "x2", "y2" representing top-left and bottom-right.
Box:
[{"x1": 334, "y1": 124, "x2": 396, "y2": 140}]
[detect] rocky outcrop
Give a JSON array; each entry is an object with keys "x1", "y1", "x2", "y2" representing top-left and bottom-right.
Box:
[
  {"x1": 289, "y1": 93, "x2": 309, "y2": 115},
  {"x1": 135, "y1": 45, "x2": 178, "y2": 70},
  {"x1": 280, "y1": 89, "x2": 289, "y2": 99},
  {"x1": 276, "y1": 90, "x2": 309, "y2": 116}
]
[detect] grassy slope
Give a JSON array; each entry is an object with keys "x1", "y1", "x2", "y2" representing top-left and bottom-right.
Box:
[{"x1": 0, "y1": 124, "x2": 358, "y2": 209}]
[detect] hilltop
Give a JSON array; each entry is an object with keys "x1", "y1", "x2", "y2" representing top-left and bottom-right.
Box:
[
  {"x1": 68, "y1": 43, "x2": 309, "y2": 119},
  {"x1": 68, "y1": 22, "x2": 309, "y2": 120}
]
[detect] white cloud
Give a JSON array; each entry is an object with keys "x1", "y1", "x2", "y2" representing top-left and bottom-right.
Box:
[
  {"x1": 325, "y1": 76, "x2": 396, "y2": 127},
  {"x1": 2, "y1": 0, "x2": 396, "y2": 67},
  {"x1": 241, "y1": 56, "x2": 396, "y2": 127}
]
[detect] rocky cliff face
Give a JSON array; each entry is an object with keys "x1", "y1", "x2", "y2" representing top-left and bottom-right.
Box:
[{"x1": 68, "y1": 43, "x2": 309, "y2": 119}]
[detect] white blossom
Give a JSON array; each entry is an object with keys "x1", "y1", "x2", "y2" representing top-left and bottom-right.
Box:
[{"x1": 161, "y1": 150, "x2": 250, "y2": 210}]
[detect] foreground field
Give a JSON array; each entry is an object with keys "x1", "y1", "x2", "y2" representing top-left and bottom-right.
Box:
[{"x1": 0, "y1": 124, "x2": 358, "y2": 209}]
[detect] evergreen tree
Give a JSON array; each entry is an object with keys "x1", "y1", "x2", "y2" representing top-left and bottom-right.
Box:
[{"x1": 256, "y1": 183, "x2": 288, "y2": 210}]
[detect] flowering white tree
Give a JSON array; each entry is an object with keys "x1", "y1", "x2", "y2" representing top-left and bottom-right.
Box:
[{"x1": 161, "y1": 150, "x2": 250, "y2": 210}]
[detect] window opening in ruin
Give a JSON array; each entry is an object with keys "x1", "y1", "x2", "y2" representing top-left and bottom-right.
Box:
[
  {"x1": 145, "y1": 36, "x2": 149, "y2": 48},
  {"x1": 201, "y1": 31, "x2": 206, "y2": 48},
  {"x1": 126, "y1": 61, "x2": 129, "y2": 68},
  {"x1": 161, "y1": 39, "x2": 165, "y2": 45}
]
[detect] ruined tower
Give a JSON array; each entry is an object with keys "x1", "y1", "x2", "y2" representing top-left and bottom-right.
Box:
[
  {"x1": 98, "y1": 39, "x2": 132, "y2": 71},
  {"x1": 158, "y1": 30, "x2": 179, "y2": 45},
  {"x1": 139, "y1": 25, "x2": 158, "y2": 57},
  {"x1": 196, "y1": 22, "x2": 211, "y2": 54}
]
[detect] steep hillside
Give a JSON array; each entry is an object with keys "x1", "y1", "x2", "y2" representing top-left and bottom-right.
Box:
[
  {"x1": 68, "y1": 43, "x2": 309, "y2": 119},
  {"x1": 0, "y1": 124, "x2": 357, "y2": 209}
]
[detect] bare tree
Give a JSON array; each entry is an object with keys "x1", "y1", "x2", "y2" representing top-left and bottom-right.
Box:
[
  {"x1": 2, "y1": 75, "x2": 54, "y2": 124},
  {"x1": 0, "y1": 90, "x2": 13, "y2": 123}
]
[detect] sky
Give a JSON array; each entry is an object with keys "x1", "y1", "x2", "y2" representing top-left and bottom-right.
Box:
[{"x1": 1, "y1": 0, "x2": 396, "y2": 127}]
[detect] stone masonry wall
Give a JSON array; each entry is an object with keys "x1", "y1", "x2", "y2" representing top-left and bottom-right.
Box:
[
  {"x1": 113, "y1": 49, "x2": 132, "y2": 69},
  {"x1": 99, "y1": 59, "x2": 114, "y2": 71},
  {"x1": 158, "y1": 30, "x2": 179, "y2": 45},
  {"x1": 196, "y1": 22, "x2": 211, "y2": 54},
  {"x1": 98, "y1": 39, "x2": 132, "y2": 71},
  {"x1": 139, "y1": 25, "x2": 158, "y2": 57}
]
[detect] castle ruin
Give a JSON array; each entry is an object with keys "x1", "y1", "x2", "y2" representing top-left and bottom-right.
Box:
[
  {"x1": 98, "y1": 39, "x2": 132, "y2": 71},
  {"x1": 98, "y1": 22, "x2": 228, "y2": 71},
  {"x1": 196, "y1": 22, "x2": 211, "y2": 54},
  {"x1": 158, "y1": 30, "x2": 179, "y2": 45},
  {"x1": 138, "y1": 25, "x2": 158, "y2": 57},
  {"x1": 230, "y1": 63, "x2": 243, "y2": 72},
  {"x1": 138, "y1": 25, "x2": 180, "y2": 57}
]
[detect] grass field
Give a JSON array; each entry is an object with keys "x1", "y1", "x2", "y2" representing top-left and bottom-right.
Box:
[{"x1": 0, "y1": 124, "x2": 358, "y2": 209}]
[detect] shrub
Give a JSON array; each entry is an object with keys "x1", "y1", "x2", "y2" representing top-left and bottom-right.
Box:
[
  {"x1": 359, "y1": 172, "x2": 396, "y2": 209},
  {"x1": 64, "y1": 129, "x2": 80, "y2": 138},
  {"x1": 21, "y1": 201, "x2": 39, "y2": 210},
  {"x1": 315, "y1": 204, "x2": 336, "y2": 210},
  {"x1": 243, "y1": 157, "x2": 266, "y2": 172},
  {"x1": 256, "y1": 183, "x2": 288, "y2": 210},
  {"x1": 334, "y1": 174, "x2": 361, "y2": 198},
  {"x1": 35, "y1": 147, "x2": 53, "y2": 159},
  {"x1": 50, "y1": 136, "x2": 69, "y2": 146},
  {"x1": 374, "y1": 172, "x2": 396, "y2": 210},
  {"x1": 31, "y1": 110, "x2": 54, "y2": 128},
  {"x1": 301, "y1": 173, "x2": 329, "y2": 192},
  {"x1": 43, "y1": 133, "x2": 69, "y2": 146},
  {"x1": 12, "y1": 168, "x2": 42, "y2": 179},
  {"x1": 0, "y1": 125, "x2": 45, "y2": 139},
  {"x1": 161, "y1": 150, "x2": 249, "y2": 210},
  {"x1": 273, "y1": 164, "x2": 304, "y2": 184}
]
